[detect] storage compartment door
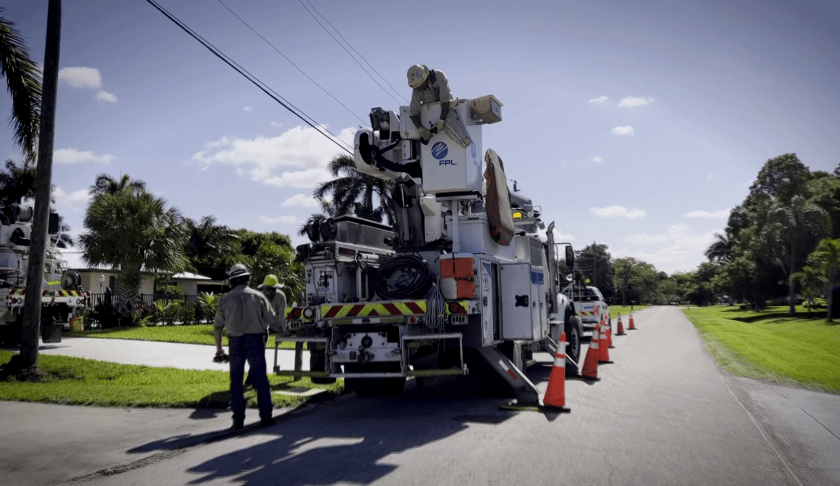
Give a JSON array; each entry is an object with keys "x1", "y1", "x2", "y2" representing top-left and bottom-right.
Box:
[{"x1": 500, "y1": 263, "x2": 534, "y2": 340}]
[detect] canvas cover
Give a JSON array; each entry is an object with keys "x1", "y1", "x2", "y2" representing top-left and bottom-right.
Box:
[{"x1": 483, "y1": 149, "x2": 515, "y2": 246}]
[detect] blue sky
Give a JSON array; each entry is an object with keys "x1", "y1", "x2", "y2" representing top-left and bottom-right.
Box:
[{"x1": 1, "y1": 0, "x2": 838, "y2": 275}]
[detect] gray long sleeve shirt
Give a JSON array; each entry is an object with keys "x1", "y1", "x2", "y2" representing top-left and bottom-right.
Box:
[{"x1": 214, "y1": 284, "x2": 278, "y2": 336}]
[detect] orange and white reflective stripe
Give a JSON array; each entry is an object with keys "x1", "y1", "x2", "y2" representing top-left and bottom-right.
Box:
[{"x1": 498, "y1": 359, "x2": 518, "y2": 381}]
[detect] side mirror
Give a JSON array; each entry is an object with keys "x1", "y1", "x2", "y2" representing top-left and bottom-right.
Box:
[{"x1": 565, "y1": 245, "x2": 575, "y2": 270}]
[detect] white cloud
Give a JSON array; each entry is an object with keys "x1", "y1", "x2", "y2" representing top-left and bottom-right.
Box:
[
  {"x1": 618, "y1": 96, "x2": 655, "y2": 108},
  {"x1": 96, "y1": 90, "x2": 117, "y2": 102},
  {"x1": 192, "y1": 125, "x2": 354, "y2": 189},
  {"x1": 590, "y1": 205, "x2": 646, "y2": 218},
  {"x1": 59, "y1": 67, "x2": 102, "y2": 89},
  {"x1": 615, "y1": 226, "x2": 721, "y2": 274},
  {"x1": 260, "y1": 215, "x2": 297, "y2": 224},
  {"x1": 243, "y1": 106, "x2": 253, "y2": 112},
  {"x1": 593, "y1": 156, "x2": 604, "y2": 164},
  {"x1": 53, "y1": 148, "x2": 113, "y2": 165},
  {"x1": 588, "y1": 95, "x2": 608, "y2": 104},
  {"x1": 281, "y1": 194, "x2": 320, "y2": 208},
  {"x1": 59, "y1": 66, "x2": 117, "y2": 103},
  {"x1": 612, "y1": 126, "x2": 635, "y2": 136},
  {"x1": 683, "y1": 209, "x2": 731, "y2": 219},
  {"x1": 706, "y1": 172, "x2": 714, "y2": 180},
  {"x1": 52, "y1": 187, "x2": 90, "y2": 213}
]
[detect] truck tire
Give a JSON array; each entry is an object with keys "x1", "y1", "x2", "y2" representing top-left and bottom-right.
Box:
[
  {"x1": 309, "y1": 350, "x2": 337, "y2": 384},
  {"x1": 564, "y1": 316, "x2": 582, "y2": 375}
]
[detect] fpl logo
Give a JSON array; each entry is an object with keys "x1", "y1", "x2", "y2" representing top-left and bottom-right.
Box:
[{"x1": 431, "y1": 142, "x2": 455, "y2": 166}]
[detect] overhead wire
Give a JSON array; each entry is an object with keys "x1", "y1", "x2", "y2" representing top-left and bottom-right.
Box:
[
  {"x1": 146, "y1": 0, "x2": 352, "y2": 155},
  {"x1": 215, "y1": 0, "x2": 368, "y2": 127},
  {"x1": 297, "y1": 0, "x2": 406, "y2": 106},
  {"x1": 300, "y1": 0, "x2": 408, "y2": 105}
]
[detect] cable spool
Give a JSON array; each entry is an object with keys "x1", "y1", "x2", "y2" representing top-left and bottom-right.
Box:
[
  {"x1": 319, "y1": 218, "x2": 337, "y2": 241},
  {"x1": 61, "y1": 270, "x2": 81, "y2": 290},
  {"x1": 373, "y1": 254, "x2": 434, "y2": 300}
]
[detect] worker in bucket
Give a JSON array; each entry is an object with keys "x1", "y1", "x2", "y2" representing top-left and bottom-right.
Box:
[
  {"x1": 214, "y1": 263, "x2": 279, "y2": 429},
  {"x1": 407, "y1": 64, "x2": 452, "y2": 142}
]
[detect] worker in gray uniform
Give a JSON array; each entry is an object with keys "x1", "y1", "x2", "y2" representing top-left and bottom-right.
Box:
[
  {"x1": 407, "y1": 64, "x2": 452, "y2": 142},
  {"x1": 214, "y1": 263, "x2": 279, "y2": 429}
]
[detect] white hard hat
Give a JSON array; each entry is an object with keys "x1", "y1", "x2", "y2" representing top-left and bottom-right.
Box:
[
  {"x1": 228, "y1": 263, "x2": 250, "y2": 279},
  {"x1": 407, "y1": 64, "x2": 429, "y2": 88}
]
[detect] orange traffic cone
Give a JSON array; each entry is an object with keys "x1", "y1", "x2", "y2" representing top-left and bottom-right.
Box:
[
  {"x1": 543, "y1": 332, "x2": 569, "y2": 411},
  {"x1": 628, "y1": 314, "x2": 636, "y2": 330},
  {"x1": 616, "y1": 314, "x2": 626, "y2": 335},
  {"x1": 598, "y1": 320, "x2": 613, "y2": 363},
  {"x1": 581, "y1": 325, "x2": 600, "y2": 380},
  {"x1": 605, "y1": 316, "x2": 614, "y2": 349}
]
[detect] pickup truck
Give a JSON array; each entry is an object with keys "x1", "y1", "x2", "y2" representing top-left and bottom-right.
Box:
[{"x1": 563, "y1": 284, "x2": 609, "y2": 333}]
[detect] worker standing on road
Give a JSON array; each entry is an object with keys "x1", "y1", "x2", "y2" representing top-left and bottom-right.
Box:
[
  {"x1": 407, "y1": 64, "x2": 452, "y2": 142},
  {"x1": 258, "y1": 274, "x2": 288, "y2": 336},
  {"x1": 214, "y1": 263, "x2": 279, "y2": 429}
]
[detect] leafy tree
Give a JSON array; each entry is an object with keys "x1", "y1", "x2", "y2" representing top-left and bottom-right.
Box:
[
  {"x1": 748, "y1": 153, "x2": 810, "y2": 205},
  {"x1": 79, "y1": 178, "x2": 187, "y2": 316},
  {"x1": 613, "y1": 257, "x2": 641, "y2": 305},
  {"x1": 807, "y1": 238, "x2": 840, "y2": 321},
  {"x1": 793, "y1": 264, "x2": 823, "y2": 318},
  {"x1": 575, "y1": 243, "x2": 613, "y2": 300},
  {"x1": 712, "y1": 254, "x2": 757, "y2": 304},
  {"x1": 0, "y1": 9, "x2": 42, "y2": 160},
  {"x1": 758, "y1": 195, "x2": 829, "y2": 315},
  {"x1": 184, "y1": 215, "x2": 239, "y2": 281},
  {"x1": 314, "y1": 154, "x2": 393, "y2": 224}
]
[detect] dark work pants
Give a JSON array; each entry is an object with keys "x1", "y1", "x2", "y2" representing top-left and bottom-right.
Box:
[{"x1": 229, "y1": 333, "x2": 272, "y2": 422}]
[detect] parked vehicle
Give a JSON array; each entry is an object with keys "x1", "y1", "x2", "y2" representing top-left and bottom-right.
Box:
[
  {"x1": 0, "y1": 204, "x2": 88, "y2": 345},
  {"x1": 563, "y1": 283, "x2": 609, "y2": 333},
  {"x1": 281, "y1": 94, "x2": 582, "y2": 406}
]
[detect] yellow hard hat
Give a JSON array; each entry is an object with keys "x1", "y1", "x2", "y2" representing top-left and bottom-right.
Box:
[
  {"x1": 407, "y1": 64, "x2": 429, "y2": 88},
  {"x1": 262, "y1": 274, "x2": 279, "y2": 288}
]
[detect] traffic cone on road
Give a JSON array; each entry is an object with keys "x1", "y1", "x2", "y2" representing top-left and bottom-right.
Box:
[
  {"x1": 543, "y1": 332, "x2": 569, "y2": 411},
  {"x1": 598, "y1": 320, "x2": 613, "y2": 363},
  {"x1": 628, "y1": 314, "x2": 636, "y2": 330},
  {"x1": 616, "y1": 314, "x2": 626, "y2": 335},
  {"x1": 605, "y1": 316, "x2": 615, "y2": 349},
  {"x1": 580, "y1": 325, "x2": 600, "y2": 380}
]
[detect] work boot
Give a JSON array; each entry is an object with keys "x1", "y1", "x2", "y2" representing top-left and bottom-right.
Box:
[
  {"x1": 231, "y1": 420, "x2": 244, "y2": 430},
  {"x1": 260, "y1": 417, "x2": 275, "y2": 428}
]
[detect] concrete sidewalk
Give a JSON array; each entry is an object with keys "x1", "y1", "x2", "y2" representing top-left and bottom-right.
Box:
[{"x1": 33, "y1": 336, "x2": 311, "y2": 372}]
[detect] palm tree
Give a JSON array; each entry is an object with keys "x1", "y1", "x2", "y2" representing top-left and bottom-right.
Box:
[
  {"x1": 89, "y1": 173, "x2": 146, "y2": 197},
  {"x1": 793, "y1": 264, "x2": 823, "y2": 319},
  {"x1": 184, "y1": 215, "x2": 239, "y2": 281},
  {"x1": 759, "y1": 195, "x2": 830, "y2": 315},
  {"x1": 79, "y1": 187, "x2": 187, "y2": 316},
  {"x1": 0, "y1": 159, "x2": 36, "y2": 206},
  {"x1": 808, "y1": 238, "x2": 840, "y2": 321},
  {"x1": 314, "y1": 154, "x2": 393, "y2": 224},
  {"x1": 705, "y1": 232, "x2": 732, "y2": 263},
  {"x1": 0, "y1": 9, "x2": 42, "y2": 160}
]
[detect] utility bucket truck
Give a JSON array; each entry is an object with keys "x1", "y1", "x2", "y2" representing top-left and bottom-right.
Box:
[
  {"x1": 281, "y1": 96, "x2": 582, "y2": 406},
  {"x1": 0, "y1": 204, "x2": 89, "y2": 346}
]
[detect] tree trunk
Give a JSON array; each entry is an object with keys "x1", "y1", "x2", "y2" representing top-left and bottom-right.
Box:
[
  {"x1": 19, "y1": 0, "x2": 61, "y2": 370},
  {"x1": 788, "y1": 240, "x2": 796, "y2": 316},
  {"x1": 828, "y1": 274, "x2": 835, "y2": 322}
]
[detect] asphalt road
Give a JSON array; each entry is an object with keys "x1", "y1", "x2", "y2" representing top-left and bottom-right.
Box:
[{"x1": 1, "y1": 306, "x2": 838, "y2": 485}]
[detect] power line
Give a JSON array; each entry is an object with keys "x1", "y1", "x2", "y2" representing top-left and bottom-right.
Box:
[
  {"x1": 146, "y1": 0, "x2": 352, "y2": 155},
  {"x1": 297, "y1": 0, "x2": 405, "y2": 106},
  {"x1": 301, "y1": 0, "x2": 408, "y2": 105},
  {"x1": 215, "y1": 0, "x2": 368, "y2": 126}
]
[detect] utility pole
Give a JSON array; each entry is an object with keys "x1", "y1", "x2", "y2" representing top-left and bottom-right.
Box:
[
  {"x1": 20, "y1": 0, "x2": 62, "y2": 371},
  {"x1": 592, "y1": 241, "x2": 597, "y2": 288}
]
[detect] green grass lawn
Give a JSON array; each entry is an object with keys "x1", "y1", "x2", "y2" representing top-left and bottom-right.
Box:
[
  {"x1": 0, "y1": 349, "x2": 342, "y2": 408},
  {"x1": 70, "y1": 324, "x2": 297, "y2": 349},
  {"x1": 609, "y1": 305, "x2": 650, "y2": 317},
  {"x1": 682, "y1": 305, "x2": 840, "y2": 393}
]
